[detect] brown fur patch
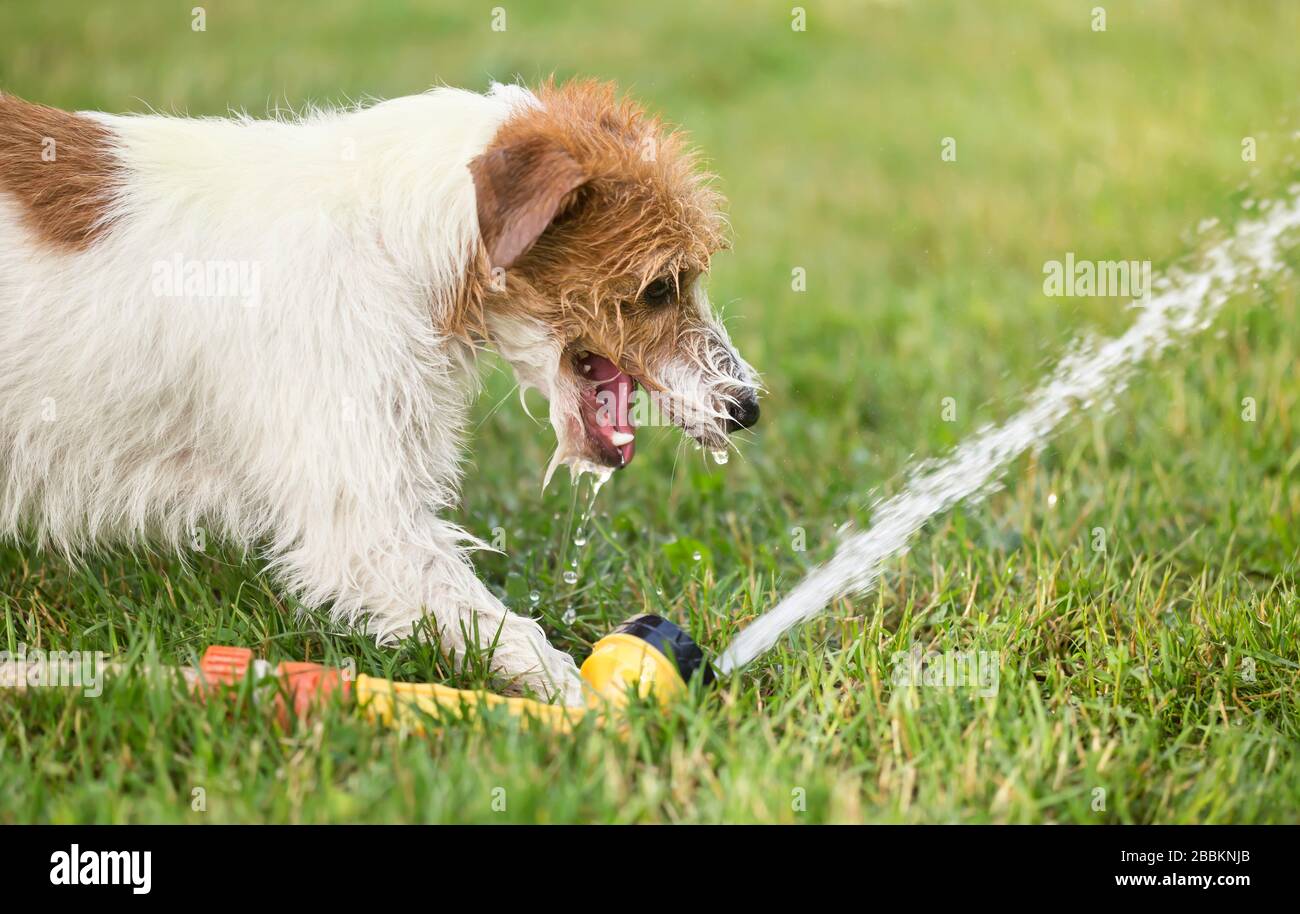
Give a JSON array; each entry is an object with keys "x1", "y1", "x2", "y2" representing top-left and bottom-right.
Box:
[
  {"x1": 466, "y1": 79, "x2": 728, "y2": 383},
  {"x1": 0, "y1": 93, "x2": 120, "y2": 250},
  {"x1": 470, "y1": 134, "x2": 586, "y2": 270}
]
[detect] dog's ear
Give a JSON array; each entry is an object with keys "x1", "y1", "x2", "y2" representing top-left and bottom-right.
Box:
[{"x1": 469, "y1": 136, "x2": 586, "y2": 270}]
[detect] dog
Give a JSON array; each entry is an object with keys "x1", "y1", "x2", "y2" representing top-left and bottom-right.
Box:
[{"x1": 0, "y1": 80, "x2": 760, "y2": 705}]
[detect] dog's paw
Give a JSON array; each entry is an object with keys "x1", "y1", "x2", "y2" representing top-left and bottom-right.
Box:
[
  {"x1": 490, "y1": 617, "x2": 587, "y2": 706},
  {"x1": 498, "y1": 654, "x2": 585, "y2": 707}
]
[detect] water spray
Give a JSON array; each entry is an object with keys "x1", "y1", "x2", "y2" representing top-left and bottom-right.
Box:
[{"x1": 715, "y1": 189, "x2": 1300, "y2": 674}]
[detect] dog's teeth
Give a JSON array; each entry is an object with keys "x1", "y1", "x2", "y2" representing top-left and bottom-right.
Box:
[
  {"x1": 582, "y1": 363, "x2": 591, "y2": 374},
  {"x1": 610, "y1": 431, "x2": 634, "y2": 446}
]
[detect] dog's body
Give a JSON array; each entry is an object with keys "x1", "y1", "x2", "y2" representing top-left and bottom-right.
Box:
[{"x1": 0, "y1": 82, "x2": 759, "y2": 704}]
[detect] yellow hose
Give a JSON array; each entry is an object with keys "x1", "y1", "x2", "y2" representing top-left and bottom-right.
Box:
[{"x1": 354, "y1": 629, "x2": 688, "y2": 734}]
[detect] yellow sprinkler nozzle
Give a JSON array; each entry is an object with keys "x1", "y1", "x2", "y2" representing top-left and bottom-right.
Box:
[
  {"x1": 580, "y1": 613, "x2": 714, "y2": 710},
  {"x1": 355, "y1": 614, "x2": 713, "y2": 733}
]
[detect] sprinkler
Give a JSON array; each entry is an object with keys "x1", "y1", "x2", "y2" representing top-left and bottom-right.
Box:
[{"x1": 195, "y1": 613, "x2": 712, "y2": 733}]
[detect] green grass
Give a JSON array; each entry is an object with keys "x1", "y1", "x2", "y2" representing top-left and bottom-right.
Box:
[{"x1": 3, "y1": 0, "x2": 1300, "y2": 823}]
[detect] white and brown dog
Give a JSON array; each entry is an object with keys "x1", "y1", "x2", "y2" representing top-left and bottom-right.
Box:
[{"x1": 0, "y1": 80, "x2": 760, "y2": 704}]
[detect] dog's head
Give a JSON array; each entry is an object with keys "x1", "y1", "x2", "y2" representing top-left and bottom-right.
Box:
[{"x1": 468, "y1": 80, "x2": 760, "y2": 483}]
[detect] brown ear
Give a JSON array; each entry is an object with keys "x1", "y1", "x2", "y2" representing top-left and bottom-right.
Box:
[{"x1": 469, "y1": 136, "x2": 586, "y2": 270}]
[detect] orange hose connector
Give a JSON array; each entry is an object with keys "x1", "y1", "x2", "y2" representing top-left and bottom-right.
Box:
[{"x1": 196, "y1": 645, "x2": 352, "y2": 726}]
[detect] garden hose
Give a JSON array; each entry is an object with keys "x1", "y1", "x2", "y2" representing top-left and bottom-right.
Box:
[{"x1": 195, "y1": 613, "x2": 712, "y2": 733}]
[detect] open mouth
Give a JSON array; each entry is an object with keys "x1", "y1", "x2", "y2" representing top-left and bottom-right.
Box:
[{"x1": 574, "y1": 350, "x2": 639, "y2": 468}]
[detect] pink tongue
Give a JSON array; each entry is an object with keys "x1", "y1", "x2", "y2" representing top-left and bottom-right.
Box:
[{"x1": 586, "y1": 354, "x2": 636, "y2": 465}]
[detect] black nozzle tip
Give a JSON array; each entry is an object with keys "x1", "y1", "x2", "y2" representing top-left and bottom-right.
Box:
[{"x1": 610, "y1": 614, "x2": 715, "y2": 686}]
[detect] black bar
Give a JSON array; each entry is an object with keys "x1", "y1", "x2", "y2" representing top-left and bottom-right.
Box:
[{"x1": 1, "y1": 824, "x2": 1284, "y2": 899}]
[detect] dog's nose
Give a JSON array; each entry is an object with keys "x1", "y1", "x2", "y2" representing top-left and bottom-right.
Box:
[{"x1": 725, "y1": 393, "x2": 761, "y2": 432}]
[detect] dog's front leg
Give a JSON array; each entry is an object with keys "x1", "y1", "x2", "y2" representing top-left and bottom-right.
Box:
[
  {"x1": 420, "y1": 556, "x2": 587, "y2": 707},
  {"x1": 280, "y1": 526, "x2": 585, "y2": 706}
]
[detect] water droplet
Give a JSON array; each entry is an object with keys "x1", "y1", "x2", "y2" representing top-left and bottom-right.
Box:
[
  {"x1": 711, "y1": 448, "x2": 729, "y2": 465},
  {"x1": 528, "y1": 590, "x2": 540, "y2": 604},
  {"x1": 1047, "y1": 492, "x2": 1058, "y2": 507},
  {"x1": 562, "y1": 607, "x2": 576, "y2": 624},
  {"x1": 573, "y1": 531, "x2": 587, "y2": 547},
  {"x1": 655, "y1": 588, "x2": 664, "y2": 597},
  {"x1": 563, "y1": 570, "x2": 579, "y2": 585},
  {"x1": 692, "y1": 550, "x2": 702, "y2": 562}
]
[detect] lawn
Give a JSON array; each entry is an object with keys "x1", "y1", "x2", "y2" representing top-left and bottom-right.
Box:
[{"x1": 1, "y1": 0, "x2": 1299, "y2": 823}]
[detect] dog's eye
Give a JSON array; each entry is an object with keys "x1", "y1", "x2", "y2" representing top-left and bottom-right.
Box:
[{"x1": 640, "y1": 276, "x2": 676, "y2": 307}]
